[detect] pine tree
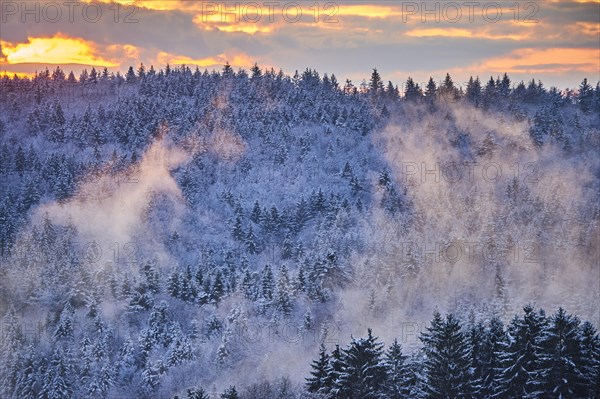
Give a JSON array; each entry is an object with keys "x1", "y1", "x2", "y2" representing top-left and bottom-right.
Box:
[
  {"x1": 116, "y1": 335, "x2": 136, "y2": 384},
  {"x1": 466, "y1": 76, "x2": 482, "y2": 106},
  {"x1": 404, "y1": 77, "x2": 422, "y2": 101},
  {"x1": 261, "y1": 265, "x2": 275, "y2": 301},
  {"x1": 185, "y1": 387, "x2": 210, "y2": 399},
  {"x1": 0, "y1": 308, "x2": 24, "y2": 398},
  {"x1": 420, "y1": 311, "x2": 471, "y2": 399},
  {"x1": 245, "y1": 226, "x2": 258, "y2": 254},
  {"x1": 14, "y1": 145, "x2": 26, "y2": 173},
  {"x1": 496, "y1": 305, "x2": 547, "y2": 398},
  {"x1": 221, "y1": 385, "x2": 239, "y2": 399},
  {"x1": 88, "y1": 67, "x2": 98, "y2": 85},
  {"x1": 53, "y1": 303, "x2": 75, "y2": 341},
  {"x1": 128, "y1": 284, "x2": 154, "y2": 311},
  {"x1": 141, "y1": 361, "x2": 162, "y2": 391},
  {"x1": 467, "y1": 319, "x2": 486, "y2": 397},
  {"x1": 250, "y1": 200, "x2": 261, "y2": 224},
  {"x1": 13, "y1": 344, "x2": 38, "y2": 399},
  {"x1": 336, "y1": 329, "x2": 387, "y2": 398},
  {"x1": 541, "y1": 308, "x2": 584, "y2": 397},
  {"x1": 166, "y1": 324, "x2": 194, "y2": 367},
  {"x1": 384, "y1": 338, "x2": 414, "y2": 398},
  {"x1": 578, "y1": 321, "x2": 600, "y2": 398},
  {"x1": 52, "y1": 66, "x2": 66, "y2": 82},
  {"x1": 313, "y1": 188, "x2": 327, "y2": 213},
  {"x1": 282, "y1": 233, "x2": 293, "y2": 260},
  {"x1": 294, "y1": 197, "x2": 311, "y2": 231},
  {"x1": 326, "y1": 343, "x2": 344, "y2": 395},
  {"x1": 275, "y1": 265, "x2": 293, "y2": 317},
  {"x1": 125, "y1": 66, "x2": 137, "y2": 83},
  {"x1": 369, "y1": 68, "x2": 384, "y2": 95},
  {"x1": 137, "y1": 63, "x2": 146, "y2": 79},
  {"x1": 479, "y1": 316, "x2": 505, "y2": 397},
  {"x1": 578, "y1": 78, "x2": 593, "y2": 113},
  {"x1": 40, "y1": 347, "x2": 74, "y2": 399},
  {"x1": 21, "y1": 175, "x2": 41, "y2": 211},
  {"x1": 440, "y1": 73, "x2": 456, "y2": 101},
  {"x1": 306, "y1": 344, "x2": 330, "y2": 393},
  {"x1": 222, "y1": 62, "x2": 234, "y2": 77},
  {"x1": 79, "y1": 69, "x2": 89, "y2": 84},
  {"x1": 250, "y1": 63, "x2": 262, "y2": 79},
  {"x1": 240, "y1": 270, "x2": 255, "y2": 300},
  {"x1": 232, "y1": 216, "x2": 244, "y2": 241},
  {"x1": 210, "y1": 271, "x2": 225, "y2": 302},
  {"x1": 425, "y1": 77, "x2": 437, "y2": 104},
  {"x1": 483, "y1": 76, "x2": 497, "y2": 107},
  {"x1": 499, "y1": 73, "x2": 511, "y2": 97},
  {"x1": 386, "y1": 80, "x2": 399, "y2": 101}
]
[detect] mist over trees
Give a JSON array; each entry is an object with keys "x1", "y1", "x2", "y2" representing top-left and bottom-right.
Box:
[{"x1": 0, "y1": 64, "x2": 599, "y2": 397}]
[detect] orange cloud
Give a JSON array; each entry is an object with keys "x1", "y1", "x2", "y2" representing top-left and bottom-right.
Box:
[
  {"x1": 188, "y1": 3, "x2": 405, "y2": 34},
  {"x1": 406, "y1": 28, "x2": 530, "y2": 41},
  {"x1": 155, "y1": 51, "x2": 255, "y2": 69},
  {"x1": 0, "y1": 70, "x2": 35, "y2": 79},
  {"x1": 336, "y1": 4, "x2": 402, "y2": 18},
  {"x1": 193, "y1": 14, "x2": 275, "y2": 34},
  {"x1": 476, "y1": 47, "x2": 600, "y2": 74},
  {"x1": 571, "y1": 22, "x2": 600, "y2": 37},
  {"x1": 1, "y1": 35, "x2": 117, "y2": 67},
  {"x1": 82, "y1": 0, "x2": 188, "y2": 11}
]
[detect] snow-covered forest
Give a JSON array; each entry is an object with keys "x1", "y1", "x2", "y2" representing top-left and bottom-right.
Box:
[{"x1": 0, "y1": 64, "x2": 599, "y2": 398}]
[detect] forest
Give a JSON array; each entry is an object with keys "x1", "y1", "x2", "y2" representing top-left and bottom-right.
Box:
[{"x1": 0, "y1": 63, "x2": 598, "y2": 398}]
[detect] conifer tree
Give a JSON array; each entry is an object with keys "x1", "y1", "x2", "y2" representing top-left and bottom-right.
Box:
[
  {"x1": 221, "y1": 385, "x2": 239, "y2": 399},
  {"x1": 336, "y1": 329, "x2": 386, "y2": 398},
  {"x1": 578, "y1": 321, "x2": 600, "y2": 398},
  {"x1": 306, "y1": 344, "x2": 330, "y2": 394},
  {"x1": 420, "y1": 311, "x2": 470, "y2": 399},
  {"x1": 496, "y1": 305, "x2": 547, "y2": 398},
  {"x1": 541, "y1": 308, "x2": 584, "y2": 397},
  {"x1": 40, "y1": 347, "x2": 74, "y2": 399},
  {"x1": 384, "y1": 338, "x2": 414, "y2": 398}
]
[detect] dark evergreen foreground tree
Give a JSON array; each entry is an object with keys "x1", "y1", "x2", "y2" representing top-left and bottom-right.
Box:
[
  {"x1": 496, "y1": 305, "x2": 547, "y2": 398},
  {"x1": 306, "y1": 344, "x2": 330, "y2": 394},
  {"x1": 542, "y1": 308, "x2": 592, "y2": 398},
  {"x1": 306, "y1": 306, "x2": 599, "y2": 399},
  {"x1": 335, "y1": 328, "x2": 387, "y2": 398},
  {"x1": 383, "y1": 338, "x2": 414, "y2": 398},
  {"x1": 420, "y1": 311, "x2": 471, "y2": 399}
]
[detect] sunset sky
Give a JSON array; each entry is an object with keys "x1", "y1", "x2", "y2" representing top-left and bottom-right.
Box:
[{"x1": 1, "y1": 0, "x2": 599, "y2": 89}]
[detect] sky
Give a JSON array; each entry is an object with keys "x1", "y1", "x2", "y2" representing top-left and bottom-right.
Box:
[{"x1": 1, "y1": 0, "x2": 599, "y2": 90}]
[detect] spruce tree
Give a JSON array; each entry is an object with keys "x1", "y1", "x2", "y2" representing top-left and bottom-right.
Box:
[
  {"x1": 326, "y1": 344, "x2": 344, "y2": 396},
  {"x1": 496, "y1": 305, "x2": 547, "y2": 398},
  {"x1": 420, "y1": 311, "x2": 470, "y2": 399},
  {"x1": 383, "y1": 338, "x2": 414, "y2": 398},
  {"x1": 336, "y1": 329, "x2": 386, "y2": 398},
  {"x1": 306, "y1": 344, "x2": 330, "y2": 394},
  {"x1": 221, "y1": 385, "x2": 239, "y2": 399},
  {"x1": 369, "y1": 68, "x2": 384, "y2": 95},
  {"x1": 425, "y1": 77, "x2": 437, "y2": 104},
  {"x1": 479, "y1": 316, "x2": 505, "y2": 397},
  {"x1": 40, "y1": 347, "x2": 74, "y2": 399},
  {"x1": 541, "y1": 308, "x2": 584, "y2": 397},
  {"x1": 578, "y1": 321, "x2": 600, "y2": 398}
]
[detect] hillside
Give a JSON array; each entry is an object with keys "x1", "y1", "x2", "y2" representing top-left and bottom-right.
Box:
[{"x1": 0, "y1": 65, "x2": 599, "y2": 398}]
